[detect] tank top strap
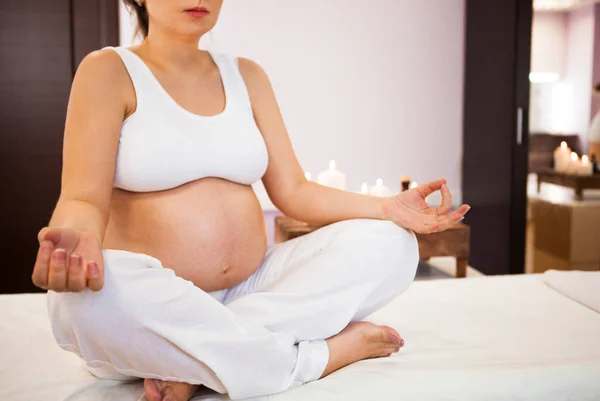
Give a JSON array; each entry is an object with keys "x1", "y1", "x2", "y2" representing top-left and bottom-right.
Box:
[
  {"x1": 101, "y1": 45, "x2": 151, "y2": 112},
  {"x1": 208, "y1": 51, "x2": 253, "y2": 114}
]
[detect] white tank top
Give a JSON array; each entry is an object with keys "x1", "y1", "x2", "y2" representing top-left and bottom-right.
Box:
[{"x1": 102, "y1": 46, "x2": 269, "y2": 192}]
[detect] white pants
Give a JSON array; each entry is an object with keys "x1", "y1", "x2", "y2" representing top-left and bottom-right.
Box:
[{"x1": 47, "y1": 218, "x2": 419, "y2": 400}]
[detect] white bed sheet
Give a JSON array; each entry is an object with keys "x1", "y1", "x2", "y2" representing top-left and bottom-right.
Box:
[
  {"x1": 543, "y1": 270, "x2": 600, "y2": 313},
  {"x1": 1, "y1": 273, "x2": 599, "y2": 401}
]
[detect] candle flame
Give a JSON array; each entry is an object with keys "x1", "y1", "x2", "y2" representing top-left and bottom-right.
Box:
[
  {"x1": 376, "y1": 178, "x2": 383, "y2": 187},
  {"x1": 329, "y1": 160, "x2": 336, "y2": 170},
  {"x1": 571, "y1": 152, "x2": 578, "y2": 161},
  {"x1": 410, "y1": 181, "x2": 418, "y2": 189},
  {"x1": 361, "y1": 183, "x2": 368, "y2": 194},
  {"x1": 582, "y1": 155, "x2": 589, "y2": 164},
  {"x1": 560, "y1": 141, "x2": 568, "y2": 149}
]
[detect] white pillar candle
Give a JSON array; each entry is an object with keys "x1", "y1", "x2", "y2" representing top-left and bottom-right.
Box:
[
  {"x1": 360, "y1": 182, "x2": 369, "y2": 194},
  {"x1": 576, "y1": 155, "x2": 593, "y2": 176},
  {"x1": 317, "y1": 160, "x2": 346, "y2": 190},
  {"x1": 553, "y1": 141, "x2": 571, "y2": 173},
  {"x1": 369, "y1": 178, "x2": 392, "y2": 197},
  {"x1": 567, "y1": 152, "x2": 580, "y2": 175}
]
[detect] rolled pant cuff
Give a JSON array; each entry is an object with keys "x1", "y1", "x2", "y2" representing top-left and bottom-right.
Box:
[{"x1": 291, "y1": 339, "x2": 329, "y2": 386}]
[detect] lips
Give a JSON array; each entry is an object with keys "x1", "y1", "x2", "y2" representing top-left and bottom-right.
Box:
[{"x1": 185, "y1": 7, "x2": 208, "y2": 17}]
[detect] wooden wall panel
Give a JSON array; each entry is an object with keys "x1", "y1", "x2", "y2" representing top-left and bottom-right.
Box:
[{"x1": 0, "y1": 0, "x2": 119, "y2": 294}]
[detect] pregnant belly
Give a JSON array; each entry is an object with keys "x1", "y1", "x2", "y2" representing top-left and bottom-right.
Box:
[{"x1": 103, "y1": 178, "x2": 268, "y2": 292}]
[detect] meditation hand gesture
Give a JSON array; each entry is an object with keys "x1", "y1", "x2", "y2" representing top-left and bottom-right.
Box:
[
  {"x1": 381, "y1": 179, "x2": 471, "y2": 234},
  {"x1": 32, "y1": 227, "x2": 104, "y2": 292}
]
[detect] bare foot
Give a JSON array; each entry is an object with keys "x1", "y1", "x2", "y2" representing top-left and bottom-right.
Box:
[
  {"x1": 322, "y1": 321, "x2": 404, "y2": 377},
  {"x1": 144, "y1": 378, "x2": 198, "y2": 401}
]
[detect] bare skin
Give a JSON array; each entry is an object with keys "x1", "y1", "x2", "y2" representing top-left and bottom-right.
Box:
[
  {"x1": 31, "y1": 1, "x2": 470, "y2": 400},
  {"x1": 144, "y1": 322, "x2": 404, "y2": 401}
]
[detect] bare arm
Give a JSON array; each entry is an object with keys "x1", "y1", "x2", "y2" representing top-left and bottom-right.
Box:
[
  {"x1": 238, "y1": 58, "x2": 470, "y2": 231},
  {"x1": 32, "y1": 49, "x2": 131, "y2": 292},
  {"x1": 238, "y1": 58, "x2": 391, "y2": 226},
  {"x1": 47, "y1": 49, "x2": 130, "y2": 243}
]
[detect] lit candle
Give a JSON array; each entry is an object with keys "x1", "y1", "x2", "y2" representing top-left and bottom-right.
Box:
[
  {"x1": 360, "y1": 182, "x2": 369, "y2": 194},
  {"x1": 305, "y1": 172, "x2": 312, "y2": 181},
  {"x1": 553, "y1": 141, "x2": 571, "y2": 173},
  {"x1": 576, "y1": 155, "x2": 593, "y2": 176},
  {"x1": 400, "y1": 176, "x2": 411, "y2": 191},
  {"x1": 369, "y1": 178, "x2": 392, "y2": 197},
  {"x1": 567, "y1": 152, "x2": 580, "y2": 174},
  {"x1": 317, "y1": 160, "x2": 346, "y2": 190}
]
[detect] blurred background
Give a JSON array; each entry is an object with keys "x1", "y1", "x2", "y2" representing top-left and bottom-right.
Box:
[{"x1": 2, "y1": 0, "x2": 599, "y2": 293}]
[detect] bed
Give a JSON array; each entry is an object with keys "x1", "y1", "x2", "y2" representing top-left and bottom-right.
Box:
[{"x1": 1, "y1": 271, "x2": 599, "y2": 401}]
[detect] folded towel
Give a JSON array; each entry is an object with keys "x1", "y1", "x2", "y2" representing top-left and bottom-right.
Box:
[{"x1": 542, "y1": 270, "x2": 600, "y2": 313}]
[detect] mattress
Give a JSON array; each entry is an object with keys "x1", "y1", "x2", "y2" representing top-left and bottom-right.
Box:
[{"x1": 1, "y1": 273, "x2": 599, "y2": 401}]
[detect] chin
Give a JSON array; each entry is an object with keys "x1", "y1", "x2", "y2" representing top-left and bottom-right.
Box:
[{"x1": 182, "y1": 26, "x2": 214, "y2": 39}]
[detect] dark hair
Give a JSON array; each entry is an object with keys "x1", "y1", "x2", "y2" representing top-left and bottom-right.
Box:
[{"x1": 122, "y1": 0, "x2": 149, "y2": 39}]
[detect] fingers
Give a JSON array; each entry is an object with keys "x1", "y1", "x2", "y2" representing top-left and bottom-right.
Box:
[
  {"x1": 415, "y1": 178, "x2": 446, "y2": 198},
  {"x1": 38, "y1": 227, "x2": 63, "y2": 247},
  {"x1": 48, "y1": 248, "x2": 68, "y2": 292},
  {"x1": 434, "y1": 204, "x2": 471, "y2": 232},
  {"x1": 33, "y1": 228, "x2": 103, "y2": 292},
  {"x1": 444, "y1": 211, "x2": 465, "y2": 228},
  {"x1": 447, "y1": 205, "x2": 471, "y2": 226},
  {"x1": 37, "y1": 227, "x2": 51, "y2": 244},
  {"x1": 414, "y1": 204, "x2": 471, "y2": 234},
  {"x1": 454, "y1": 204, "x2": 471, "y2": 217},
  {"x1": 86, "y1": 261, "x2": 104, "y2": 292},
  {"x1": 67, "y1": 253, "x2": 86, "y2": 292},
  {"x1": 32, "y1": 240, "x2": 54, "y2": 289},
  {"x1": 435, "y1": 184, "x2": 453, "y2": 216}
]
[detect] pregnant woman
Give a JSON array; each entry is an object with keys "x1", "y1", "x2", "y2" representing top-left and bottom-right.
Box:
[{"x1": 31, "y1": 1, "x2": 470, "y2": 400}]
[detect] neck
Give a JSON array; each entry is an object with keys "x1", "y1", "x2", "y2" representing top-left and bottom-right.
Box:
[{"x1": 140, "y1": 28, "x2": 208, "y2": 69}]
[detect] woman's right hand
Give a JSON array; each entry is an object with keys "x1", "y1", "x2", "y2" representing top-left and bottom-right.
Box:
[{"x1": 32, "y1": 227, "x2": 104, "y2": 292}]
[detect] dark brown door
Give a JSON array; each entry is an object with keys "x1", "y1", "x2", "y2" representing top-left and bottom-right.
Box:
[
  {"x1": 462, "y1": 0, "x2": 532, "y2": 275},
  {"x1": 0, "y1": 0, "x2": 118, "y2": 294}
]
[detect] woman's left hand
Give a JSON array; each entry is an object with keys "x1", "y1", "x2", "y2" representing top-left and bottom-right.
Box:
[{"x1": 381, "y1": 179, "x2": 471, "y2": 234}]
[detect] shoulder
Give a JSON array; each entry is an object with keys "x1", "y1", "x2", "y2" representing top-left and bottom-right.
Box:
[
  {"x1": 206, "y1": 51, "x2": 269, "y2": 86},
  {"x1": 72, "y1": 48, "x2": 131, "y2": 93},
  {"x1": 76, "y1": 48, "x2": 126, "y2": 77},
  {"x1": 236, "y1": 57, "x2": 266, "y2": 76},
  {"x1": 235, "y1": 56, "x2": 273, "y2": 94}
]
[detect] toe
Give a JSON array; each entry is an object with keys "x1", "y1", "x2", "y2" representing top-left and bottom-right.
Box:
[
  {"x1": 144, "y1": 379, "x2": 162, "y2": 401},
  {"x1": 384, "y1": 326, "x2": 401, "y2": 339},
  {"x1": 382, "y1": 326, "x2": 402, "y2": 345},
  {"x1": 162, "y1": 382, "x2": 198, "y2": 401},
  {"x1": 162, "y1": 385, "x2": 174, "y2": 401}
]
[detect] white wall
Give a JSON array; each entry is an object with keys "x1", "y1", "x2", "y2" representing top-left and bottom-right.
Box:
[
  {"x1": 119, "y1": 2, "x2": 138, "y2": 47},
  {"x1": 529, "y1": 11, "x2": 569, "y2": 133},
  {"x1": 564, "y1": 4, "x2": 595, "y2": 141},
  {"x1": 531, "y1": 11, "x2": 568, "y2": 76},
  {"x1": 529, "y1": 6, "x2": 596, "y2": 138},
  {"x1": 119, "y1": 0, "x2": 466, "y2": 208}
]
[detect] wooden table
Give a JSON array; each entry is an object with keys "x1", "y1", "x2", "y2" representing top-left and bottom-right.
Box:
[
  {"x1": 275, "y1": 216, "x2": 471, "y2": 278},
  {"x1": 537, "y1": 169, "x2": 600, "y2": 201}
]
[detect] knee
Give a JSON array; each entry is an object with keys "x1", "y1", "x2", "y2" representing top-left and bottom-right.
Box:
[
  {"x1": 343, "y1": 218, "x2": 414, "y2": 241},
  {"x1": 47, "y1": 257, "x2": 149, "y2": 362},
  {"x1": 351, "y1": 219, "x2": 419, "y2": 256},
  {"x1": 356, "y1": 220, "x2": 420, "y2": 287}
]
